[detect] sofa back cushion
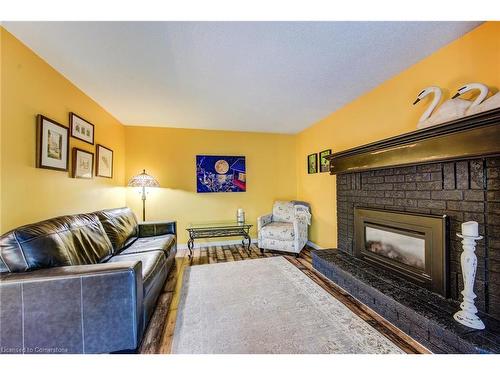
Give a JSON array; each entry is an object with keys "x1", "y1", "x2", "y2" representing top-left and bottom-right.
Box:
[
  {"x1": 272, "y1": 201, "x2": 295, "y2": 223},
  {"x1": 95, "y1": 207, "x2": 138, "y2": 254},
  {"x1": 0, "y1": 213, "x2": 113, "y2": 273}
]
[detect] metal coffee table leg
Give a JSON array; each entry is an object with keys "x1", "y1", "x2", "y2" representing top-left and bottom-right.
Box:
[{"x1": 187, "y1": 238, "x2": 194, "y2": 258}]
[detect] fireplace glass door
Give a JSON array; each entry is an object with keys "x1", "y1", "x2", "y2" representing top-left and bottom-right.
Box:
[
  {"x1": 354, "y1": 208, "x2": 448, "y2": 297},
  {"x1": 365, "y1": 225, "x2": 425, "y2": 271}
]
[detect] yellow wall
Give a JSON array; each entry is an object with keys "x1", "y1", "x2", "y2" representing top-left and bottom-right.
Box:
[
  {"x1": 0, "y1": 28, "x2": 127, "y2": 232},
  {"x1": 3, "y1": 22, "x2": 499, "y2": 248},
  {"x1": 297, "y1": 21, "x2": 500, "y2": 248},
  {"x1": 125, "y1": 126, "x2": 297, "y2": 243}
]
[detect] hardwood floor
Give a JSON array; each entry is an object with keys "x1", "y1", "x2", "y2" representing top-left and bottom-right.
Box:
[{"x1": 139, "y1": 244, "x2": 429, "y2": 354}]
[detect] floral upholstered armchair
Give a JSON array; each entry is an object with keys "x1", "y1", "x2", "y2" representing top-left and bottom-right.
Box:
[{"x1": 257, "y1": 201, "x2": 311, "y2": 256}]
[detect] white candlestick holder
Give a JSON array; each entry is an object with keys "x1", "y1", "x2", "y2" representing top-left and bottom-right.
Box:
[{"x1": 453, "y1": 230, "x2": 485, "y2": 330}]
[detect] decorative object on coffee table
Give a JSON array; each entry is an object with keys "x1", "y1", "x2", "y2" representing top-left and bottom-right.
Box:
[
  {"x1": 71, "y1": 148, "x2": 94, "y2": 179},
  {"x1": 96, "y1": 144, "x2": 113, "y2": 178},
  {"x1": 319, "y1": 149, "x2": 331, "y2": 172},
  {"x1": 127, "y1": 169, "x2": 160, "y2": 221},
  {"x1": 454, "y1": 221, "x2": 485, "y2": 329},
  {"x1": 307, "y1": 153, "x2": 317, "y2": 174},
  {"x1": 69, "y1": 112, "x2": 94, "y2": 144},
  {"x1": 36, "y1": 114, "x2": 69, "y2": 171},
  {"x1": 237, "y1": 208, "x2": 245, "y2": 224},
  {"x1": 186, "y1": 221, "x2": 252, "y2": 257}
]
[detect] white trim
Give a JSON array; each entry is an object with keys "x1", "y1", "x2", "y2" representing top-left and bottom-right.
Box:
[
  {"x1": 177, "y1": 238, "x2": 257, "y2": 250},
  {"x1": 306, "y1": 240, "x2": 322, "y2": 250}
]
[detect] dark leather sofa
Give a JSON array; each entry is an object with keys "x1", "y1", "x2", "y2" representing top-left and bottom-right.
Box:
[{"x1": 0, "y1": 207, "x2": 176, "y2": 354}]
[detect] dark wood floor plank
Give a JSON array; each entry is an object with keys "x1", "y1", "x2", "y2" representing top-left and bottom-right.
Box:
[
  {"x1": 163, "y1": 269, "x2": 178, "y2": 293},
  {"x1": 301, "y1": 251, "x2": 312, "y2": 263},
  {"x1": 232, "y1": 247, "x2": 242, "y2": 261},
  {"x1": 200, "y1": 248, "x2": 209, "y2": 265},
  {"x1": 302, "y1": 247, "x2": 312, "y2": 257},
  {"x1": 208, "y1": 246, "x2": 217, "y2": 264},
  {"x1": 191, "y1": 248, "x2": 201, "y2": 266},
  {"x1": 158, "y1": 307, "x2": 177, "y2": 354},
  {"x1": 215, "y1": 245, "x2": 226, "y2": 262},
  {"x1": 248, "y1": 245, "x2": 260, "y2": 259},
  {"x1": 236, "y1": 244, "x2": 249, "y2": 260},
  {"x1": 139, "y1": 291, "x2": 173, "y2": 354},
  {"x1": 224, "y1": 246, "x2": 235, "y2": 262}
]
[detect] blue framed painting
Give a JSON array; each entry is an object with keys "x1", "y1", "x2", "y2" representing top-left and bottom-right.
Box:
[{"x1": 196, "y1": 155, "x2": 246, "y2": 193}]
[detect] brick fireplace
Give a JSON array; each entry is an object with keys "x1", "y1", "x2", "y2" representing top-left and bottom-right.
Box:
[
  {"x1": 337, "y1": 157, "x2": 500, "y2": 319},
  {"x1": 312, "y1": 108, "x2": 500, "y2": 353}
]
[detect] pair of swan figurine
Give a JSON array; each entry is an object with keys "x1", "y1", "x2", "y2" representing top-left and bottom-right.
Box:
[{"x1": 413, "y1": 83, "x2": 500, "y2": 129}]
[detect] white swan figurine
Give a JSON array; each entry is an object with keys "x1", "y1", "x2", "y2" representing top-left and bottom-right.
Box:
[
  {"x1": 413, "y1": 86, "x2": 471, "y2": 129},
  {"x1": 452, "y1": 82, "x2": 500, "y2": 116}
]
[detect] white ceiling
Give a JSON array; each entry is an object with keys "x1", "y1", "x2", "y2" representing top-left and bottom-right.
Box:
[{"x1": 4, "y1": 21, "x2": 482, "y2": 133}]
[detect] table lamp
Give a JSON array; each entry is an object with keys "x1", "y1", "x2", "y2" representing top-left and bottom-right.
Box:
[{"x1": 127, "y1": 169, "x2": 160, "y2": 221}]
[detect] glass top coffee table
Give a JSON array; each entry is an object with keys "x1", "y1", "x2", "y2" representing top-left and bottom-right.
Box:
[{"x1": 186, "y1": 221, "x2": 253, "y2": 257}]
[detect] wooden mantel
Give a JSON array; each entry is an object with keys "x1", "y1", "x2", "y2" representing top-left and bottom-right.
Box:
[{"x1": 326, "y1": 107, "x2": 500, "y2": 175}]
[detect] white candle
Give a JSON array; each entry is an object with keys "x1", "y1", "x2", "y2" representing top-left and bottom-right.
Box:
[
  {"x1": 237, "y1": 208, "x2": 243, "y2": 214},
  {"x1": 462, "y1": 221, "x2": 479, "y2": 237}
]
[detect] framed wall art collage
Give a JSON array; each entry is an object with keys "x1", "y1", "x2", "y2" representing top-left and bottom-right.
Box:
[{"x1": 36, "y1": 112, "x2": 113, "y2": 179}]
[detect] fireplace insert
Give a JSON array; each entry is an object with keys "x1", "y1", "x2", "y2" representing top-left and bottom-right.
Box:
[{"x1": 354, "y1": 207, "x2": 448, "y2": 297}]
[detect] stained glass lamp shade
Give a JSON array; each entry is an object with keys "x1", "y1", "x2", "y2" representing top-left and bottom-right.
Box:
[{"x1": 127, "y1": 169, "x2": 160, "y2": 221}]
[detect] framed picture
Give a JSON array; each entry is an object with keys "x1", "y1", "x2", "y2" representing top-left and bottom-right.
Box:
[
  {"x1": 69, "y1": 112, "x2": 94, "y2": 144},
  {"x1": 71, "y1": 148, "x2": 94, "y2": 179},
  {"x1": 36, "y1": 114, "x2": 69, "y2": 171},
  {"x1": 96, "y1": 144, "x2": 113, "y2": 178},
  {"x1": 307, "y1": 153, "x2": 318, "y2": 174},
  {"x1": 196, "y1": 155, "x2": 246, "y2": 193},
  {"x1": 319, "y1": 149, "x2": 332, "y2": 173}
]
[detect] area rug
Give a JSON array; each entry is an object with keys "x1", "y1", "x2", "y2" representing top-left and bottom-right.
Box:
[{"x1": 171, "y1": 256, "x2": 404, "y2": 354}]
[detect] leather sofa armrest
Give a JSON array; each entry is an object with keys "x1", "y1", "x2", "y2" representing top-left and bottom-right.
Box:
[
  {"x1": 0, "y1": 261, "x2": 143, "y2": 354},
  {"x1": 138, "y1": 221, "x2": 177, "y2": 238}
]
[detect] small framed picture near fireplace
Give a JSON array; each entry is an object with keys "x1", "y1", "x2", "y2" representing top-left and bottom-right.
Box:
[
  {"x1": 307, "y1": 153, "x2": 318, "y2": 174},
  {"x1": 354, "y1": 207, "x2": 448, "y2": 297},
  {"x1": 319, "y1": 149, "x2": 331, "y2": 173},
  {"x1": 36, "y1": 115, "x2": 69, "y2": 172}
]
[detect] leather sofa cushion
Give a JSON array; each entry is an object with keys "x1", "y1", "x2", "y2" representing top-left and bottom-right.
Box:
[
  {"x1": 260, "y1": 222, "x2": 295, "y2": 241},
  {"x1": 0, "y1": 213, "x2": 113, "y2": 273},
  {"x1": 95, "y1": 207, "x2": 138, "y2": 254},
  {"x1": 107, "y1": 250, "x2": 166, "y2": 297},
  {"x1": 119, "y1": 234, "x2": 176, "y2": 257}
]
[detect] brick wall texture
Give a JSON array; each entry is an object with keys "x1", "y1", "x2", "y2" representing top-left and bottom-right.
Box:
[{"x1": 336, "y1": 156, "x2": 500, "y2": 320}]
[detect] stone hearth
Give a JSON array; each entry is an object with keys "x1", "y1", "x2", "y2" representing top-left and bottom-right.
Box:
[{"x1": 312, "y1": 249, "x2": 500, "y2": 353}]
